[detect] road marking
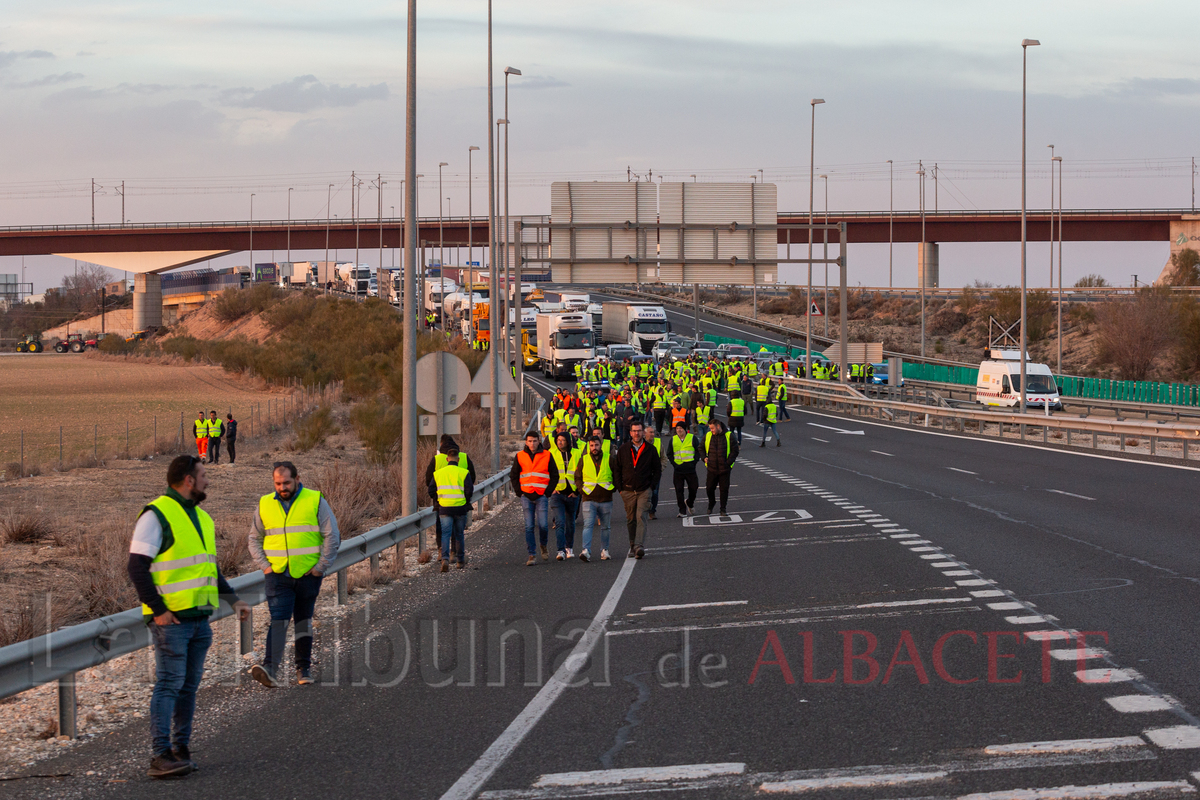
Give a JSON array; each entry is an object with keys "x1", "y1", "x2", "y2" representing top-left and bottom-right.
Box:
[
  {"x1": 607, "y1": 604, "x2": 979, "y2": 637},
  {"x1": 1048, "y1": 489, "x2": 1097, "y2": 501},
  {"x1": 956, "y1": 579, "x2": 996, "y2": 586},
  {"x1": 760, "y1": 771, "x2": 947, "y2": 793},
  {"x1": 948, "y1": 467, "x2": 978, "y2": 474},
  {"x1": 1025, "y1": 630, "x2": 1075, "y2": 640},
  {"x1": 811, "y1": 437, "x2": 830, "y2": 443},
  {"x1": 439, "y1": 557, "x2": 638, "y2": 800},
  {"x1": 1143, "y1": 725, "x2": 1200, "y2": 749},
  {"x1": 870, "y1": 450, "x2": 894, "y2": 457},
  {"x1": 931, "y1": 561, "x2": 962, "y2": 567},
  {"x1": 1105, "y1": 695, "x2": 1174, "y2": 713},
  {"x1": 944, "y1": 570, "x2": 976, "y2": 577},
  {"x1": 984, "y1": 737, "x2": 1145, "y2": 755},
  {"x1": 1006, "y1": 615, "x2": 1049, "y2": 624},
  {"x1": 1076, "y1": 668, "x2": 1136, "y2": 683},
  {"x1": 987, "y1": 601, "x2": 1027, "y2": 610},
  {"x1": 532, "y1": 763, "x2": 746, "y2": 787},
  {"x1": 1050, "y1": 647, "x2": 1108, "y2": 661},
  {"x1": 891, "y1": 533, "x2": 921, "y2": 538},
  {"x1": 910, "y1": 546, "x2": 942, "y2": 552},
  {"x1": 970, "y1": 590, "x2": 1007, "y2": 597},
  {"x1": 958, "y1": 782, "x2": 1194, "y2": 799},
  {"x1": 902, "y1": 539, "x2": 934, "y2": 545},
  {"x1": 640, "y1": 600, "x2": 748, "y2": 612},
  {"x1": 921, "y1": 553, "x2": 952, "y2": 559},
  {"x1": 683, "y1": 509, "x2": 813, "y2": 527},
  {"x1": 807, "y1": 422, "x2": 865, "y2": 435}
]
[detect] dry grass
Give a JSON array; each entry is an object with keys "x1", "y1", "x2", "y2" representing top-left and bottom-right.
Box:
[
  {"x1": 308, "y1": 463, "x2": 383, "y2": 537},
  {"x1": 1, "y1": 510, "x2": 56, "y2": 544},
  {"x1": 215, "y1": 512, "x2": 253, "y2": 577},
  {"x1": 70, "y1": 520, "x2": 138, "y2": 618},
  {"x1": 293, "y1": 405, "x2": 339, "y2": 452}
]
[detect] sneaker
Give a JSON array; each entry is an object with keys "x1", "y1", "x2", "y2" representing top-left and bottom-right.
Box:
[
  {"x1": 171, "y1": 745, "x2": 198, "y2": 771},
  {"x1": 250, "y1": 664, "x2": 279, "y2": 689},
  {"x1": 759, "y1": 442, "x2": 765, "y2": 448},
  {"x1": 457, "y1": 560, "x2": 466, "y2": 569},
  {"x1": 776, "y1": 439, "x2": 782, "y2": 447},
  {"x1": 296, "y1": 668, "x2": 314, "y2": 686},
  {"x1": 601, "y1": 549, "x2": 611, "y2": 561},
  {"x1": 440, "y1": 559, "x2": 449, "y2": 573},
  {"x1": 635, "y1": 546, "x2": 645, "y2": 560},
  {"x1": 556, "y1": 550, "x2": 565, "y2": 561},
  {"x1": 148, "y1": 752, "x2": 192, "y2": 779},
  {"x1": 540, "y1": 545, "x2": 549, "y2": 561},
  {"x1": 677, "y1": 511, "x2": 686, "y2": 518},
  {"x1": 579, "y1": 549, "x2": 590, "y2": 562},
  {"x1": 720, "y1": 508, "x2": 728, "y2": 516},
  {"x1": 565, "y1": 548, "x2": 574, "y2": 559},
  {"x1": 526, "y1": 555, "x2": 536, "y2": 566},
  {"x1": 628, "y1": 547, "x2": 637, "y2": 558},
  {"x1": 687, "y1": 503, "x2": 694, "y2": 513},
  {"x1": 648, "y1": 511, "x2": 657, "y2": 520},
  {"x1": 706, "y1": 505, "x2": 714, "y2": 515}
]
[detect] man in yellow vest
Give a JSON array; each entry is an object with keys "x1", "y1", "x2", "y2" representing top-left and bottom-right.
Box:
[
  {"x1": 759, "y1": 397, "x2": 783, "y2": 448},
  {"x1": 549, "y1": 431, "x2": 581, "y2": 560},
  {"x1": 726, "y1": 390, "x2": 747, "y2": 445},
  {"x1": 249, "y1": 461, "x2": 341, "y2": 689},
  {"x1": 511, "y1": 430, "x2": 558, "y2": 566},
  {"x1": 428, "y1": 443, "x2": 475, "y2": 572},
  {"x1": 424, "y1": 435, "x2": 477, "y2": 556},
  {"x1": 193, "y1": 411, "x2": 208, "y2": 462},
  {"x1": 127, "y1": 455, "x2": 249, "y2": 778},
  {"x1": 205, "y1": 410, "x2": 224, "y2": 464},
  {"x1": 644, "y1": 426, "x2": 664, "y2": 519},
  {"x1": 704, "y1": 420, "x2": 739, "y2": 516},
  {"x1": 665, "y1": 420, "x2": 700, "y2": 517},
  {"x1": 573, "y1": 434, "x2": 614, "y2": 561}
]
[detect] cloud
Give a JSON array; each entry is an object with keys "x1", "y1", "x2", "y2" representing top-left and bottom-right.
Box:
[
  {"x1": 76, "y1": 51, "x2": 96, "y2": 57},
  {"x1": 13, "y1": 72, "x2": 83, "y2": 89},
  {"x1": 1110, "y1": 77, "x2": 1200, "y2": 98},
  {"x1": 220, "y1": 75, "x2": 389, "y2": 112},
  {"x1": 520, "y1": 75, "x2": 570, "y2": 90},
  {"x1": 0, "y1": 49, "x2": 55, "y2": 70}
]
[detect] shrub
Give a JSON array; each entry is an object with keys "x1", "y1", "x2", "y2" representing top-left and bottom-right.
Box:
[
  {"x1": 294, "y1": 405, "x2": 339, "y2": 451},
  {"x1": 72, "y1": 521, "x2": 137, "y2": 617},
  {"x1": 990, "y1": 287, "x2": 1053, "y2": 342},
  {"x1": 1, "y1": 511, "x2": 56, "y2": 544},
  {"x1": 350, "y1": 398, "x2": 404, "y2": 463},
  {"x1": 1075, "y1": 274, "x2": 1109, "y2": 288},
  {"x1": 211, "y1": 283, "x2": 287, "y2": 322},
  {"x1": 1095, "y1": 288, "x2": 1176, "y2": 380},
  {"x1": 97, "y1": 334, "x2": 135, "y2": 354},
  {"x1": 215, "y1": 512, "x2": 253, "y2": 576},
  {"x1": 929, "y1": 307, "x2": 968, "y2": 336},
  {"x1": 309, "y1": 463, "x2": 382, "y2": 537}
]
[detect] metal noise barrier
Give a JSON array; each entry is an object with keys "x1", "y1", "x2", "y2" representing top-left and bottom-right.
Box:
[{"x1": 0, "y1": 467, "x2": 514, "y2": 705}]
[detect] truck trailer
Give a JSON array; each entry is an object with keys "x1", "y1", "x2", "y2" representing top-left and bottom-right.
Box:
[
  {"x1": 537, "y1": 312, "x2": 595, "y2": 379},
  {"x1": 601, "y1": 302, "x2": 670, "y2": 354}
]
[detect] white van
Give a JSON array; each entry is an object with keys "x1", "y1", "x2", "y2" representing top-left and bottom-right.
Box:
[{"x1": 976, "y1": 350, "x2": 1063, "y2": 410}]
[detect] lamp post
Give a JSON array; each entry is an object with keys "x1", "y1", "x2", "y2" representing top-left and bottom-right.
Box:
[
  {"x1": 487, "y1": 0, "x2": 499, "y2": 465},
  {"x1": 1053, "y1": 154, "x2": 1063, "y2": 373},
  {"x1": 286, "y1": 187, "x2": 293, "y2": 267},
  {"x1": 249, "y1": 193, "x2": 255, "y2": 284},
  {"x1": 1048, "y1": 144, "x2": 1055, "y2": 285},
  {"x1": 504, "y1": 65, "x2": 522, "y2": 424},
  {"x1": 438, "y1": 162, "x2": 448, "y2": 269},
  {"x1": 917, "y1": 163, "x2": 926, "y2": 358},
  {"x1": 806, "y1": 98, "x2": 824, "y2": 379},
  {"x1": 496, "y1": 117, "x2": 508, "y2": 420},
  {"x1": 821, "y1": 174, "x2": 829, "y2": 337},
  {"x1": 690, "y1": 174, "x2": 696, "y2": 183},
  {"x1": 758, "y1": 169, "x2": 764, "y2": 184},
  {"x1": 887, "y1": 160, "x2": 893, "y2": 288},
  {"x1": 1020, "y1": 38, "x2": 1041, "y2": 415},
  {"x1": 468, "y1": 145, "x2": 479, "y2": 287},
  {"x1": 325, "y1": 184, "x2": 333, "y2": 295},
  {"x1": 378, "y1": 176, "x2": 386, "y2": 294},
  {"x1": 401, "y1": 0, "x2": 418, "y2": 519}
]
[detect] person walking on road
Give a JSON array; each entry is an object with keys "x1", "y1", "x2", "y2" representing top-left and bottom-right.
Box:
[
  {"x1": 665, "y1": 420, "x2": 700, "y2": 517},
  {"x1": 613, "y1": 420, "x2": 661, "y2": 559},
  {"x1": 704, "y1": 419, "x2": 739, "y2": 516},
  {"x1": 224, "y1": 413, "x2": 238, "y2": 464},
  {"x1": 549, "y1": 431, "x2": 581, "y2": 560},
  {"x1": 726, "y1": 390, "x2": 747, "y2": 446},
  {"x1": 127, "y1": 455, "x2": 250, "y2": 778},
  {"x1": 574, "y1": 434, "x2": 615, "y2": 562},
  {"x1": 205, "y1": 411, "x2": 223, "y2": 464},
  {"x1": 428, "y1": 443, "x2": 474, "y2": 571},
  {"x1": 248, "y1": 461, "x2": 341, "y2": 689},
  {"x1": 193, "y1": 411, "x2": 208, "y2": 462},
  {"x1": 758, "y1": 397, "x2": 783, "y2": 448},
  {"x1": 511, "y1": 430, "x2": 558, "y2": 566},
  {"x1": 425, "y1": 436, "x2": 477, "y2": 554}
]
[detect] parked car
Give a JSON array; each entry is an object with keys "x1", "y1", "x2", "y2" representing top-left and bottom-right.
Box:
[
  {"x1": 652, "y1": 340, "x2": 676, "y2": 362},
  {"x1": 691, "y1": 340, "x2": 718, "y2": 356},
  {"x1": 607, "y1": 344, "x2": 637, "y2": 364},
  {"x1": 868, "y1": 361, "x2": 903, "y2": 386},
  {"x1": 716, "y1": 344, "x2": 752, "y2": 361},
  {"x1": 666, "y1": 345, "x2": 692, "y2": 363}
]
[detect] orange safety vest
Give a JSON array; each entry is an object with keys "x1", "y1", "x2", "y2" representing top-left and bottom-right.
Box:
[
  {"x1": 671, "y1": 408, "x2": 688, "y2": 428},
  {"x1": 517, "y1": 449, "x2": 552, "y2": 494}
]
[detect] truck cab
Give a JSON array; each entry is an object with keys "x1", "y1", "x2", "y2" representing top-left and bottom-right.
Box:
[
  {"x1": 976, "y1": 350, "x2": 1063, "y2": 410},
  {"x1": 537, "y1": 312, "x2": 596, "y2": 379}
]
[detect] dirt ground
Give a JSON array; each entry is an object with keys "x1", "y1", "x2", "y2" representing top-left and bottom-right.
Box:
[{"x1": 0, "y1": 355, "x2": 290, "y2": 471}]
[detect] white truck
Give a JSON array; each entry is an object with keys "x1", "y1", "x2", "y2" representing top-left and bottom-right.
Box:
[
  {"x1": 537, "y1": 312, "x2": 596, "y2": 380},
  {"x1": 601, "y1": 302, "x2": 670, "y2": 354},
  {"x1": 976, "y1": 349, "x2": 1063, "y2": 410},
  {"x1": 443, "y1": 291, "x2": 484, "y2": 323},
  {"x1": 338, "y1": 263, "x2": 372, "y2": 296},
  {"x1": 423, "y1": 277, "x2": 458, "y2": 319}
]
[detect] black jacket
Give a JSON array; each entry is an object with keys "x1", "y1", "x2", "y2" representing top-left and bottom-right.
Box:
[
  {"x1": 612, "y1": 439, "x2": 662, "y2": 493},
  {"x1": 510, "y1": 444, "x2": 559, "y2": 499},
  {"x1": 704, "y1": 430, "x2": 739, "y2": 475},
  {"x1": 664, "y1": 432, "x2": 701, "y2": 474},
  {"x1": 225, "y1": 419, "x2": 238, "y2": 442}
]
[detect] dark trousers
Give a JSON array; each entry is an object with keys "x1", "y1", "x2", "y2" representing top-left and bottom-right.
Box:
[
  {"x1": 653, "y1": 408, "x2": 666, "y2": 434},
  {"x1": 207, "y1": 436, "x2": 222, "y2": 463},
  {"x1": 706, "y1": 470, "x2": 731, "y2": 512},
  {"x1": 673, "y1": 471, "x2": 698, "y2": 512},
  {"x1": 729, "y1": 418, "x2": 743, "y2": 445},
  {"x1": 619, "y1": 489, "x2": 651, "y2": 550},
  {"x1": 264, "y1": 572, "x2": 323, "y2": 671},
  {"x1": 226, "y1": 438, "x2": 236, "y2": 463}
]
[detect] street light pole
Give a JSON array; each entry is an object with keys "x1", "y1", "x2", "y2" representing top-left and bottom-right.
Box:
[
  {"x1": 806, "y1": 98, "x2": 824, "y2": 379},
  {"x1": 887, "y1": 160, "x2": 893, "y2": 288},
  {"x1": 401, "y1": 0, "x2": 418, "y2": 518},
  {"x1": 1048, "y1": 144, "x2": 1055, "y2": 285},
  {"x1": 378, "y1": 175, "x2": 385, "y2": 294},
  {"x1": 821, "y1": 174, "x2": 828, "y2": 338},
  {"x1": 325, "y1": 184, "x2": 333, "y2": 295},
  {"x1": 287, "y1": 187, "x2": 293, "y2": 267},
  {"x1": 1054, "y1": 154, "x2": 1063, "y2": 374},
  {"x1": 438, "y1": 162, "x2": 448, "y2": 269},
  {"x1": 918, "y1": 162, "x2": 926, "y2": 358},
  {"x1": 469, "y1": 145, "x2": 479, "y2": 288},
  {"x1": 487, "y1": 0, "x2": 499, "y2": 465},
  {"x1": 250, "y1": 193, "x2": 255, "y2": 283},
  {"x1": 1020, "y1": 38, "x2": 1041, "y2": 415},
  {"x1": 504, "y1": 65, "x2": 522, "y2": 427}
]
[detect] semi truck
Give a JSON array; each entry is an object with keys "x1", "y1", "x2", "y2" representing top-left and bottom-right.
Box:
[
  {"x1": 601, "y1": 302, "x2": 670, "y2": 354},
  {"x1": 423, "y1": 277, "x2": 458, "y2": 320},
  {"x1": 537, "y1": 312, "x2": 596, "y2": 379},
  {"x1": 338, "y1": 263, "x2": 372, "y2": 296}
]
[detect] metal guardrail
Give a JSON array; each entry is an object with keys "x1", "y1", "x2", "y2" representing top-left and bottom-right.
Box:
[
  {"x1": 0, "y1": 467, "x2": 516, "y2": 733},
  {"x1": 781, "y1": 375, "x2": 1200, "y2": 460}
]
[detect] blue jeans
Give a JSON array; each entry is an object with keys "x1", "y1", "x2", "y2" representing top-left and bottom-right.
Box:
[
  {"x1": 650, "y1": 476, "x2": 660, "y2": 512},
  {"x1": 440, "y1": 513, "x2": 467, "y2": 564},
  {"x1": 522, "y1": 494, "x2": 549, "y2": 555},
  {"x1": 149, "y1": 617, "x2": 212, "y2": 755},
  {"x1": 549, "y1": 493, "x2": 579, "y2": 550},
  {"x1": 581, "y1": 500, "x2": 613, "y2": 553},
  {"x1": 762, "y1": 422, "x2": 780, "y2": 443},
  {"x1": 264, "y1": 572, "x2": 323, "y2": 672}
]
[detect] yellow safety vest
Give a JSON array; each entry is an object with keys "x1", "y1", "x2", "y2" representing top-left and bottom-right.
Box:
[
  {"x1": 193, "y1": 419, "x2": 206, "y2": 438},
  {"x1": 671, "y1": 434, "x2": 696, "y2": 465},
  {"x1": 766, "y1": 404, "x2": 779, "y2": 423},
  {"x1": 756, "y1": 383, "x2": 770, "y2": 401},
  {"x1": 729, "y1": 397, "x2": 745, "y2": 417},
  {"x1": 747, "y1": 361, "x2": 758, "y2": 376},
  {"x1": 435, "y1": 452, "x2": 467, "y2": 471},
  {"x1": 259, "y1": 487, "x2": 324, "y2": 578},
  {"x1": 696, "y1": 405, "x2": 712, "y2": 424},
  {"x1": 580, "y1": 449, "x2": 614, "y2": 494},
  {"x1": 141, "y1": 496, "x2": 218, "y2": 616},
  {"x1": 550, "y1": 446, "x2": 579, "y2": 492},
  {"x1": 704, "y1": 431, "x2": 733, "y2": 459},
  {"x1": 207, "y1": 418, "x2": 223, "y2": 437},
  {"x1": 434, "y1": 463, "x2": 469, "y2": 508}
]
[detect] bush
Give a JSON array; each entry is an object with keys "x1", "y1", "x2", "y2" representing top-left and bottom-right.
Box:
[
  {"x1": 350, "y1": 398, "x2": 404, "y2": 463},
  {"x1": 97, "y1": 334, "x2": 135, "y2": 354},
  {"x1": 1075, "y1": 274, "x2": 1109, "y2": 288},
  {"x1": 990, "y1": 287, "x2": 1053, "y2": 342},
  {"x1": 1166, "y1": 248, "x2": 1200, "y2": 287},
  {"x1": 2, "y1": 511, "x2": 56, "y2": 543},
  {"x1": 294, "y1": 405, "x2": 339, "y2": 451},
  {"x1": 215, "y1": 513, "x2": 253, "y2": 576},
  {"x1": 72, "y1": 521, "x2": 137, "y2": 617},
  {"x1": 211, "y1": 283, "x2": 287, "y2": 322},
  {"x1": 309, "y1": 464, "x2": 382, "y2": 537},
  {"x1": 929, "y1": 307, "x2": 968, "y2": 336},
  {"x1": 1095, "y1": 288, "x2": 1176, "y2": 380}
]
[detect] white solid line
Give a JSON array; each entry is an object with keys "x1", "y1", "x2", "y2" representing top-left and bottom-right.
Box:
[
  {"x1": 811, "y1": 437, "x2": 830, "y2": 443},
  {"x1": 956, "y1": 781, "x2": 1194, "y2": 799},
  {"x1": 641, "y1": 600, "x2": 749, "y2": 612},
  {"x1": 1105, "y1": 695, "x2": 1173, "y2": 713},
  {"x1": 1076, "y1": 668, "x2": 1136, "y2": 683},
  {"x1": 1143, "y1": 725, "x2": 1200, "y2": 749},
  {"x1": 807, "y1": 422, "x2": 865, "y2": 435},
  {"x1": 948, "y1": 467, "x2": 978, "y2": 474},
  {"x1": 870, "y1": 450, "x2": 894, "y2": 457},
  {"x1": 439, "y1": 557, "x2": 638, "y2": 800},
  {"x1": 984, "y1": 736, "x2": 1145, "y2": 755},
  {"x1": 1050, "y1": 647, "x2": 1108, "y2": 661},
  {"x1": 533, "y1": 762, "x2": 746, "y2": 787},
  {"x1": 760, "y1": 771, "x2": 948, "y2": 793},
  {"x1": 1048, "y1": 489, "x2": 1098, "y2": 501}
]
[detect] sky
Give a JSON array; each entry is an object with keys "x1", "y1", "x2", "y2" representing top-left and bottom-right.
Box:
[{"x1": 2, "y1": 0, "x2": 1199, "y2": 292}]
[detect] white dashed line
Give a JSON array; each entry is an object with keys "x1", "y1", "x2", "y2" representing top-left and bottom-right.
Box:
[
  {"x1": 870, "y1": 450, "x2": 894, "y2": 457},
  {"x1": 1076, "y1": 668, "x2": 1136, "y2": 683},
  {"x1": 987, "y1": 602, "x2": 1027, "y2": 610},
  {"x1": 1143, "y1": 725, "x2": 1200, "y2": 749},
  {"x1": 533, "y1": 763, "x2": 747, "y2": 787},
  {"x1": 948, "y1": 467, "x2": 978, "y2": 475},
  {"x1": 1050, "y1": 648, "x2": 1108, "y2": 661},
  {"x1": 760, "y1": 771, "x2": 947, "y2": 793},
  {"x1": 1105, "y1": 695, "x2": 1174, "y2": 713},
  {"x1": 1048, "y1": 489, "x2": 1097, "y2": 501},
  {"x1": 1006, "y1": 615, "x2": 1049, "y2": 624},
  {"x1": 811, "y1": 437, "x2": 830, "y2": 443},
  {"x1": 983, "y1": 736, "x2": 1145, "y2": 755},
  {"x1": 970, "y1": 590, "x2": 1008, "y2": 597}
]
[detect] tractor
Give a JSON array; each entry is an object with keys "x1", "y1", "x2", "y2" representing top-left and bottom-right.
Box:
[
  {"x1": 54, "y1": 333, "x2": 87, "y2": 354},
  {"x1": 15, "y1": 334, "x2": 43, "y2": 353}
]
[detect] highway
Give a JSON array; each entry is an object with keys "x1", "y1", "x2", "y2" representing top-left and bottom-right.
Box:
[{"x1": 10, "y1": 312, "x2": 1200, "y2": 797}]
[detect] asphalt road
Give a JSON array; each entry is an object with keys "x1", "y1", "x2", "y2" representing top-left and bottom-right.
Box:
[{"x1": 11, "y1": 342, "x2": 1200, "y2": 798}]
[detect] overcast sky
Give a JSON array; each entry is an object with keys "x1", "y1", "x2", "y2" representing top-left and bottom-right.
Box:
[{"x1": 3, "y1": 1, "x2": 1199, "y2": 291}]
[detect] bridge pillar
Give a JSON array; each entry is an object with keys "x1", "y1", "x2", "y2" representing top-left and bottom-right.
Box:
[
  {"x1": 918, "y1": 242, "x2": 939, "y2": 288},
  {"x1": 133, "y1": 273, "x2": 163, "y2": 330}
]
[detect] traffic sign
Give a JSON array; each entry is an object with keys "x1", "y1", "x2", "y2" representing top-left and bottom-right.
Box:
[
  {"x1": 468, "y1": 351, "x2": 520, "y2": 395},
  {"x1": 420, "y1": 414, "x2": 460, "y2": 435},
  {"x1": 415, "y1": 351, "x2": 471, "y2": 413},
  {"x1": 809, "y1": 302, "x2": 824, "y2": 317}
]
